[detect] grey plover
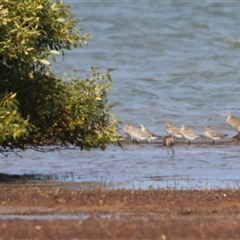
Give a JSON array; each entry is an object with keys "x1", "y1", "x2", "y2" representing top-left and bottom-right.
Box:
[
  {"x1": 139, "y1": 124, "x2": 158, "y2": 142},
  {"x1": 204, "y1": 126, "x2": 227, "y2": 144},
  {"x1": 180, "y1": 125, "x2": 201, "y2": 145},
  {"x1": 165, "y1": 122, "x2": 182, "y2": 139},
  {"x1": 124, "y1": 124, "x2": 135, "y2": 143},
  {"x1": 123, "y1": 124, "x2": 153, "y2": 143}
]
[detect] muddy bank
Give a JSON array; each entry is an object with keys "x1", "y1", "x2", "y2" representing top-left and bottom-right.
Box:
[{"x1": 0, "y1": 187, "x2": 240, "y2": 239}]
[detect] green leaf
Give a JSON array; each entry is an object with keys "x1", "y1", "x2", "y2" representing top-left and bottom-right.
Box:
[
  {"x1": 56, "y1": 18, "x2": 65, "y2": 23},
  {"x1": 39, "y1": 59, "x2": 51, "y2": 65},
  {"x1": 10, "y1": 93, "x2": 17, "y2": 99},
  {"x1": 50, "y1": 50, "x2": 60, "y2": 55}
]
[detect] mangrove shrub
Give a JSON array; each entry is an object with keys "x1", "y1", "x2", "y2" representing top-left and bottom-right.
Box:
[{"x1": 0, "y1": 0, "x2": 120, "y2": 152}]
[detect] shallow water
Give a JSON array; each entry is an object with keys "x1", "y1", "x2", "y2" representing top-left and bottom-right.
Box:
[
  {"x1": 1, "y1": 141, "x2": 240, "y2": 190},
  {"x1": 53, "y1": 1, "x2": 240, "y2": 136},
  {"x1": 2, "y1": 1, "x2": 240, "y2": 189}
]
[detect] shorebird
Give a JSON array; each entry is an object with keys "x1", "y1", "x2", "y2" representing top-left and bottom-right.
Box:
[
  {"x1": 221, "y1": 112, "x2": 240, "y2": 133},
  {"x1": 123, "y1": 124, "x2": 153, "y2": 143},
  {"x1": 139, "y1": 124, "x2": 159, "y2": 142},
  {"x1": 204, "y1": 126, "x2": 227, "y2": 144},
  {"x1": 123, "y1": 124, "x2": 137, "y2": 143},
  {"x1": 165, "y1": 122, "x2": 183, "y2": 139},
  {"x1": 163, "y1": 135, "x2": 175, "y2": 155},
  {"x1": 180, "y1": 125, "x2": 201, "y2": 145}
]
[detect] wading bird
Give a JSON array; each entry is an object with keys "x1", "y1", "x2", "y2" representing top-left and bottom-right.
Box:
[
  {"x1": 165, "y1": 122, "x2": 182, "y2": 139},
  {"x1": 139, "y1": 124, "x2": 159, "y2": 142},
  {"x1": 180, "y1": 125, "x2": 201, "y2": 145},
  {"x1": 204, "y1": 126, "x2": 227, "y2": 144},
  {"x1": 163, "y1": 135, "x2": 175, "y2": 155}
]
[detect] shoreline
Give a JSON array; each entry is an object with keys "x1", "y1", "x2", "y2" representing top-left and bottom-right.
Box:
[
  {"x1": 120, "y1": 135, "x2": 240, "y2": 145},
  {"x1": 0, "y1": 138, "x2": 239, "y2": 238}
]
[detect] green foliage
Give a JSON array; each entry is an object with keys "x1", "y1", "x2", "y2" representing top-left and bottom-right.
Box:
[
  {"x1": 61, "y1": 67, "x2": 119, "y2": 150},
  {"x1": 0, "y1": 0, "x2": 89, "y2": 66},
  {"x1": 0, "y1": 93, "x2": 32, "y2": 146},
  {"x1": 0, "y1": 0, "x2": 120, "y2": 152}
]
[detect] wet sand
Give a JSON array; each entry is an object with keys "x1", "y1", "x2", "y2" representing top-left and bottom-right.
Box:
[{"x1": 1, "y1": 187, "x2": 240, "y2": 239}]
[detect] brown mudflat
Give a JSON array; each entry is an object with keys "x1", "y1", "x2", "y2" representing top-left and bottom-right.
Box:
[{"x1": 0, "y1": 187, "x2": 240, "y2": 239}]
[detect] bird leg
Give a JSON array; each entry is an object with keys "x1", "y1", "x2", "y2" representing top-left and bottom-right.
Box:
[
  {"x1": 233, "y1": 133, "x2": 240, "y2": 141},
  {"x1": 170, "y1": 147, "x2": 174, "y2": 155}
]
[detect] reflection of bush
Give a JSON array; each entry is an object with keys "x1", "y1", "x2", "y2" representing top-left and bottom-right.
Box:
[{"x1": 0, "y1": 1, "x2": 120, "y2": 152}]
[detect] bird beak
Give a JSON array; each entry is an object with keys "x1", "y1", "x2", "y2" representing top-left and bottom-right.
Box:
[{"x1": 208, "y1": 114, "x2": 221, "y2": 120}]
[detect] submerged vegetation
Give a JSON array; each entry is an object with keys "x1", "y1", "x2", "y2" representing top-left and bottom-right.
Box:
[{"x1": 0, "y1": 0, "x2": 120, "y2": 154}]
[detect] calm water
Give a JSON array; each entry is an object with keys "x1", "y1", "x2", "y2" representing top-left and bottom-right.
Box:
[
  {"x1": 1, "y1": 143, "x2": 240, "y2": 190},
  {"x1": 2, "y1": 1, "x2": 240, "y2": 189},
  {"x1": 54, "y1": 1, "x2": 240, "y2": 136}
]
